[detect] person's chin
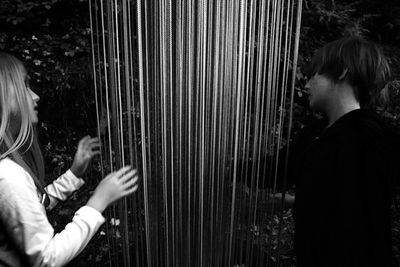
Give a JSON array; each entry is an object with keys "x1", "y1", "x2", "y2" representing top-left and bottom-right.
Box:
[
  {"x1": 308, "y1": 101, "x2": 322, "y2": 113},
  {"x1": 31, "y1": 116, "x2": 39, "y2": 124}
]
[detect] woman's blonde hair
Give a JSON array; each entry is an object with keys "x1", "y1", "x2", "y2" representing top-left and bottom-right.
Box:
[
  {"x1": 0, "y1": 52, "x2": 34, "y2": 158},
  {"x1": 0, "y1": 52, "x2": 45, "y2": 189}
]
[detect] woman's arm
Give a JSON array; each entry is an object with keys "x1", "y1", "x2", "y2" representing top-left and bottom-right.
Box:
[
  {"x1": 44, "y1": 170, "x2": 85, "y2": 210},
  {"x1": 0, "y1": 158, "x2": 105, "y2": 267},
  {"x1": 45, "y1": 136, "x2": 100, "y2": 210}
]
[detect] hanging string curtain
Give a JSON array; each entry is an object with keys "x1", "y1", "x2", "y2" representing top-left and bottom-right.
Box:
[{"x1": 89, "y1": 0, "x2": 303, "y2": 266}]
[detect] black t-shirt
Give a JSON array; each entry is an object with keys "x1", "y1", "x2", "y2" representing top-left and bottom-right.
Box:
[{"x1": 290, "y1": 109, "x2": 397, "y2": 267}]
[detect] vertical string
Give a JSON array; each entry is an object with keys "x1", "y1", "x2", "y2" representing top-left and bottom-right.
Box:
[
  {"x1": 199, "y1": 0, "x2": 207, "y2": 265},
  {"x1": 175, "y1": 0, "x2": 184, "y2": 265},
  {"x1": 136, "y1": 0, "x2": 152, "y2": 265},
  {"x1": 159, "y1": 0, "x2": 172, "y2": 266},
  {"x1": 100, "y1": 0, "x2": 119, "y2": 264},
  {"x1": 139, "y1": 0, "x2": 151, "y2": 264},
  {"x1": 147, "y1": 0, "x2": 160, "y2": 265},
  {"x1": 245, "y1": 0, "x2": 269, "y2": 264},
  {"x1": 89, "y1": 1, "x2": 113, "y2": 265},
  {"x1": 193, "y1": 1, "x2": 200, "y2": 265},
  {"x1": 125, "y1": 0, "x2": 142, "y2": 265},
  {"x1": 215, "y1": 1, "x2": 227, "y2": 265},
  {"x1": 169, "y1": 1, "x2": 177, "y2": 265},
  {"x1": 283, "y1": 0, "x2": 303, "y2": 223},
  {"x1": 237, "y1": 0, "x2": 257, "y2": 263},
  {"x1": 113, "y1": 1, "x2": 131, "y2": 265},
  {"x1": 274, "y1": 3, "x2": 294, "y2": 265},
  {"x1": 232, "y1": 0, "x2": 249, "y2": 264},
  {"x1": 208, "y1": 0, "x2": 220, "y2": 264},
  {"x1": 227, "y1": 0, "x2": 246, "y2": 266},
  {"x1": 185, "y1": 0, "x2": 192, "y2": 265},
  {"x1": 221, "y1": 1, "x2": 232, "y2": 265}
]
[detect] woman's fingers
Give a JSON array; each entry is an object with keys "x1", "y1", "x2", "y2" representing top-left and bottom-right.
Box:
[
  {"x1": 124, "y1": 185, "x2": 139, "y2": 196},
  {"x1": 83, "y1": 138, "x2": 100, "y2": 148},
  {"x1": 117, "y1": 168, "x2": 139, "y2": 194},
  {"x1": 86, "y1": 144, "x2": 100, "y2": 155},
  {"x1": 79, "y1": 135, "x2": 91, "y2": 146},
  {"x1": 96, "y1": 167, "x2": 140, "y2": 208},
  {"x1": 86, "y1": 141, "x2": 100, "y2": 155},
  {"x1": 79, "y1": 136, "x2": 99, "y2": 147},
  {"x1": 86, "y1": 139, "x2": 100, "y2": 148},
  {"x1": 119, "y1": 169, "x2": 137, "y2": 182},
  {"x1": 77, "y1": 136, "x2": 99, "y2": 156},
  {"x1": 122, "y1": 184, "x2": 139, "y2": 197},
  {"x1": 89, "y1": 142, "x2": 101, "y2": 149},
  {"x1": 104, "y1": 166, "x2": 131, "y2": 181},
  {"x1": 90, "y1": 150, "x2": 101, "y2": 157},
  {"x1": 114, "y1": 166, "x2": 132, "y2": 178},
  {"x1": 81, "y1": 135, "x2": 91, "y2": 141},
  {"x1": 89, "y1": 147, "x2": 101, "y2": 156},
  {"x1": 123, "y1": 175, "x2": 139, "y2": 189}
]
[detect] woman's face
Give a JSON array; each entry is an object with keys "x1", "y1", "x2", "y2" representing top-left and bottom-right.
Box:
[
  {"x1": 27, "y1": 88, "x2": 39, "y2": 124},
  {"x1": 25, "y1": 76, "x2": 40, "y2": 123},
  {"x1": 9, "y1": 75, "x2": 40, "y2": 124}
]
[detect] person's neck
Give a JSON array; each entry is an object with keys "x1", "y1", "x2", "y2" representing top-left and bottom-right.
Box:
[{"x1": 325, "y1": 97, "x2": 360, "y2": 128}]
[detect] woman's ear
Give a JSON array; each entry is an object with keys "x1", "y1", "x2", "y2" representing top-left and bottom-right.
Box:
[{"x1": 338, "y1": 68, "x2": 348, "y2": 80}]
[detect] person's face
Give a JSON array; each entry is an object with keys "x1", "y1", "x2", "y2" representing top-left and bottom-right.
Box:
[
  {"x1": 305, "y1": 73, "x2": 334, "y2": 112},
  {"x1": 27, "y1": 87, "x2": 39, "y2": 124},
  {"x1": 9, "y1": 76, "x2": 40, "y2": 124},
  {"x1": 25, "y1": 76, "x2": 39, "y2": 123}
]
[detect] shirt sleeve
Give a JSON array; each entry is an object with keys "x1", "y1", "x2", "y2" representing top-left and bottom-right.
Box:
[
  {"x1": 45, "y1": 170, "x2": 85, "y2": 210},
  {"x1": 0, "y1": 162, "x2": 105, "y2": 267}
]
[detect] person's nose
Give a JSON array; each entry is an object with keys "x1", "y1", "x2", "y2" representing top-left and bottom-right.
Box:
[{"x1": 28, "y1": 88, "x2": 40, "y2": 103}]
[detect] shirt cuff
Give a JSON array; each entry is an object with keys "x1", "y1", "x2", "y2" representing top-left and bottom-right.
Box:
[
  {"x1": 76, "y1": 206, "x2": 106, "y2": 225},
  {"x1": 65, "y1": 169, "x2": 85, "y2": 188}
]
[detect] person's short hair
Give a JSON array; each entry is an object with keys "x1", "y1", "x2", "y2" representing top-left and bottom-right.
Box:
[{"x1": 307, "y1": 36, "x2": 391, "y2": 107}]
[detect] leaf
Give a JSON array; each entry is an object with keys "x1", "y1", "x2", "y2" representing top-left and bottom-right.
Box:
[
  {"x1": 95, "y1": 254, "x2": 103, "y2": 262},
  {"x1": 64, "y1": 51, "x2": 75, "y2": 57}
]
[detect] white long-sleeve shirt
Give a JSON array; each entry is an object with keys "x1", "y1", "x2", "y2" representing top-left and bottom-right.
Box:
[{"x1": 0, "y1": 158, "x2": 105, "y2": 267}]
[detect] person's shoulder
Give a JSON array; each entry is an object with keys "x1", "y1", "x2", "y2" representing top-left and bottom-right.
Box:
[
  {"x1": 351, "y1": 109, "x2": 389, "y2": 140},
  {"x1": 344, "y1": 109, "x2": 399, "y2": 160},
  {"x1": 0, "y1": 157, "x2": 26, "y2": 172},
  {"x1": 0, "y1": 158, "x2": 32, "y2": 185}
]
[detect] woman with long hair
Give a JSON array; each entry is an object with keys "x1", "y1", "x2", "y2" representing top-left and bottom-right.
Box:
[{"x1": 0, "y1": 52, "x2": 139, "y2": 266}]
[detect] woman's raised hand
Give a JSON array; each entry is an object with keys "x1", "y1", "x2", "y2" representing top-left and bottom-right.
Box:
[
  {"x1": 87, "y1": 166, "x2": 139, "y2": 213},
  {"x1": 70, "y1": 136, "x2": 101, "y2": 178}
]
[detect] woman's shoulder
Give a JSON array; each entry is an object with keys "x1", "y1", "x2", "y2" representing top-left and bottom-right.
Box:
[{"x1": 0, "y1": 158, "x2": 33, "y2": 185}]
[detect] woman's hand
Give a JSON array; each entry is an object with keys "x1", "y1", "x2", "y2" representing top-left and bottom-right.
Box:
[
  {"x1": 87, "y1": 166, "x2": 139, "y2": 213},
  {"x1": 70, "y1": 136, "x2": 101, "y2": 178}
]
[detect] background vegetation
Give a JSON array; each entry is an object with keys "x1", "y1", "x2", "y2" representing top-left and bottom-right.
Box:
[{"x1": 0, "y1": 0, "x2": 399, "y2": 266}]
